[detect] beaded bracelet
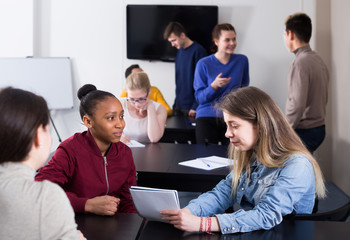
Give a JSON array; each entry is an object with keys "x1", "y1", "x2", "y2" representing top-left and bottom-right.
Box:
[
  {"x1": 206, "y1": 216, "x2": 214, "y2": 235},
  {"x1": 199, "y1": 217, "x2": 204, "y2": 232}
]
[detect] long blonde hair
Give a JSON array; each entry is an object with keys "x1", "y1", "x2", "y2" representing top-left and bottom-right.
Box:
[{"x1": 217, "y1": 86, "x2": 326, "y2": 198}]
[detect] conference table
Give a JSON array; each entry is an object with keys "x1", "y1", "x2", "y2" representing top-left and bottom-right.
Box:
[
  {"x1": 75, "y1": 213, "x2": 350, "y2": 240},
  {"x1": 75, "y1": 213, "x2": 144, "y2": 240},
  {"x1": 76, "y1": 142, "x2": 350, "y2": 240},
  {"x1": 131, "y1": 142, "x2": 230, "y2": 192},
  {"x1": 131, "y1": 142, "x2": 350, "y2": 214},
  {"x1": 160, "y1": 115, "x2": 196, "y2": 144},
  {"x1": 139, "y1": 219, "x2": 350, "y2": 240}
]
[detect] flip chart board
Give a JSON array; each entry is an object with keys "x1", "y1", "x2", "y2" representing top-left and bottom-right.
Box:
[{"x1": 0, "y1": 57, "x2": 74, "y2": 109}]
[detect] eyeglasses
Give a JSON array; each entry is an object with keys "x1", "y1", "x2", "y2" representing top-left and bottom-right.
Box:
[{"x1": 127, "y1": 95, "x2": 148, "y2": 104}]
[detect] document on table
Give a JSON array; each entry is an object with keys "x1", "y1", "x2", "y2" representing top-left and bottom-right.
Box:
[
  {"x1": 179, "y1": 155, "x2": 232, "y2": 170},
  {"x1": 129, "y1": 186, "x2": 180, "y2": 222},
  {"x1": 126, "y1": 140, "x2": 145, "y2": 148}
]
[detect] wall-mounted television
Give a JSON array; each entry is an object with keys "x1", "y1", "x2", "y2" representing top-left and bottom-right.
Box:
[{"x1": 126, "y1": 5, "x2": 218, "y2": 62}]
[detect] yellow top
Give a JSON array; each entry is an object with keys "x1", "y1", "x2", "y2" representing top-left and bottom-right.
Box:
[{"x1": 120, "y1": 86, "x2": 172, "y2": 116}]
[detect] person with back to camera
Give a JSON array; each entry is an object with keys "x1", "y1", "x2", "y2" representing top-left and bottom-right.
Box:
[
  {"x1": 0, "y1": 87, "x2": 85, "y2": 240},
  {"x1": 120, "y1": 72, "x2": 167, "y2": 144},
  {"x1": 120, "y1": 64, "x2": 173, "y2": 116},
  {"x1": 35, "y1": 84, "x2": 137, "y2": 215},
  {"x1": 194, "y1": 23, "x2": 250, "y2": 145},
  {"x1": 284, "y1": 12, "x2": 329, "y2": 153},
  {"x1": 163, "y1": 21, "x2": 207, "y2": 118},
  {"x1": 161, "y1": 86, "x2": 326, "y2": 234}
]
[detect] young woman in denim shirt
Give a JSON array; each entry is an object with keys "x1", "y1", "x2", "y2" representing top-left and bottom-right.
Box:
[{"x1": 161, "y1": 86, "x2": 325, "y2": 234}]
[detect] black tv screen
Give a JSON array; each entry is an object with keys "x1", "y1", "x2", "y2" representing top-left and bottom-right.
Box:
[{"x1": 127, "y1": 5, "x2": 218, "y2": 62}]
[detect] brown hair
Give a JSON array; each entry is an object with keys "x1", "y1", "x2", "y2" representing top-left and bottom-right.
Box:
[
  {"x1": 211, "y1": 23, "x2": 236, "y2": 52},
  {"x1": 0, "y1": 87, "x2": 49, "y2": 163},
  {"x1": 163, "y1": 21, "x2": 186, "y2": 40},
  {"x1": 285, "y1": 12, "x2": 312, "y2": 43},
  {"x1": 217, "y1": 86, "x2": 326, "y2": 198}
]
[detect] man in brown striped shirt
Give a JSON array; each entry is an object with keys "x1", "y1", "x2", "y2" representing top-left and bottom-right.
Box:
[{"x1": 284, "y1": 13, "x2": 329, "y2": 153}]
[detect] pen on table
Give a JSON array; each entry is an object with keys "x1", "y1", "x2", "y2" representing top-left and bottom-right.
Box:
[{"x1": 201, "y1": 159, "x2": 211, "y2": 167}]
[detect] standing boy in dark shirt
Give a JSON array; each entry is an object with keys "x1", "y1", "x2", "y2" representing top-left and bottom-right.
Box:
[{"x1": 164, "y1": 22, "x2": 207, "y2": 118}]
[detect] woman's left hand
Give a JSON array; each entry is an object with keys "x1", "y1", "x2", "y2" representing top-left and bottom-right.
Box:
[
  {"x1": 160, "y1": 208, "x2": 201, "y2": 232},
  {"x1": 145, "y1": 100, "x2": 156, "y2": 113},
  {"x1": 136, "y1": 100, "x2": 150, "y2": 117}
]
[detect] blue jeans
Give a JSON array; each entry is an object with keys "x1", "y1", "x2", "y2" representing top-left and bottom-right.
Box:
[{"x1": 295, "y1": 125, "x2": 326, "y2": 153}]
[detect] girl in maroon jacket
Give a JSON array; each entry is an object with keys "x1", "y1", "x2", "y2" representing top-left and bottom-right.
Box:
[{"x1": 36, "y1": 84, "x2": 137, "y2": 215}]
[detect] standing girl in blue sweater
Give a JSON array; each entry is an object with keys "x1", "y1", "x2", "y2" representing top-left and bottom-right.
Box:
[{"x1": 194, "y1": 23, "x2": 250, "y2": 145}]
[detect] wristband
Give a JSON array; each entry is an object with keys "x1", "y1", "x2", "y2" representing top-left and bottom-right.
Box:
[
  {"x1": 206, "y1": 216, "x2": 213, "y2": 235},
  {"x1": 199, "y1": 217, "x2": 203, "y2": 232}
]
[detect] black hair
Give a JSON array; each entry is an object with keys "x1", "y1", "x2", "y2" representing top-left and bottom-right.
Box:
[
  {"x1": 77, "y1": 84, "x2": 116, "y2": 119},
  {"x1": 285, "y1": 13, "x2": 312, "y2": 43},
  {"x1": 125, "y1": 64, "x2": 141, "y2": 79},
  {"x1": 0, "y1": 87, "x2": 49, "y2": 163}
]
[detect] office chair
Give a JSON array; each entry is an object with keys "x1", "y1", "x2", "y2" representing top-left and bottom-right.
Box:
[{"x1": 291, "y1": 201, "x2": 350, "y2": 221}]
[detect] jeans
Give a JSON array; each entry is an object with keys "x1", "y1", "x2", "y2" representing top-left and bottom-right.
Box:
[
  {"x1": 295, "y1": 125, "x2": 326, "y2": 153},
  {"x1": 186, "y1": 155, "x2": 315, "y2": 234}
]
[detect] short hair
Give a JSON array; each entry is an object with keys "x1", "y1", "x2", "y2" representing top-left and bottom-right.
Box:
[
  {"x1": 163, "y1": 21, "x2": 186, "y2": 40},
  {"x1": 211, "y1": 23, "x2": 236, "y2": 52},
  {"x1": 0, "y1": 87, "x2": 49, "y2": 163},
  {"x1": 125, "y1": 64, "x2": 141, "y2": 79},
  {"x1": 212, "y1": 23, "x2": 236, "y2": 40},
  {"x1": 125, "y1": 72, "x2": 151, "y2": 93},
  {"x1": 285, "y1": 12, "x2": 312, "y2": 43},
  {"x1": 77, "y1": 84, "x2": 116, "y2": 120}
]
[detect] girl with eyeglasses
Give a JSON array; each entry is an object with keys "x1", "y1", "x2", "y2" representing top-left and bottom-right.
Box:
[
  {"x1": 120, "y1": 72, "x2": 167, "y2": 143},
  {"x1": 36, "y1": 84, "x2": 137, "y2": 216}
]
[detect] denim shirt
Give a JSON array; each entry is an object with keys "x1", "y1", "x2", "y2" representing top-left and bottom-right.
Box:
[{"x1": 186, "y1": 154, "x2": 315, "y2": 234}]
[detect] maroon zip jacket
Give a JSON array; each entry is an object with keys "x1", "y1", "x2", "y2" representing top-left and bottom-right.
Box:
[{"x1": 35, "y1": 130, "x2": 137, "y2": 213}]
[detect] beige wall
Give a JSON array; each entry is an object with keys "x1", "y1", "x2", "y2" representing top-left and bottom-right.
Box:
[
  {"x1": 330, "y1": 0, "x2": 350, "y2": 195},
  {"x1": 314, "y1": 0, "x2": 332, "y2": 181},
  {"x1": 314, "y1": 0, "x2": 350, "y2": 195}
]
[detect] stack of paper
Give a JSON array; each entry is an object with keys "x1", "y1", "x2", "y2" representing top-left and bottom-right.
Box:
[
  {"x1": 179, "y1": 155, "x2": 232, "y2": 170},
  {"x1": 129, "y1": 186, "x2": 180, "y2": 222},
  {"x1": 126, "y1": 140, "x2": 145, "y2": 148}
]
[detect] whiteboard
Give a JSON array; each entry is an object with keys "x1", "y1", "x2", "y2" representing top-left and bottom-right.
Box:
[{"x1": 0, "y1": 57, "x2": 74, "y2": 109}]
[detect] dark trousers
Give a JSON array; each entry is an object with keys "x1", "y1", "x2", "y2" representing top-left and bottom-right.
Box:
[
  {"x1": 295, "y1": 125, "x2": 326, "y2": 154},
  {"x1": 173, "y1": 107, "x2": 189, "y2": 117},
  {"x1": 195, "y1": 117, "x2": 229, "y2": 145}
]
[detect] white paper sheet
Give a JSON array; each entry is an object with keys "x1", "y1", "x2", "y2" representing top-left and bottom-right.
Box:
[
  {"x1": 130, "y1": 186, "x2": 180, "y2": 222},
  {"x1": 126, "y1": 140, "x2": 145, "y2": 148},
  {"x1": 178, "y1": 155, "x2": 232, "y2": 170}
]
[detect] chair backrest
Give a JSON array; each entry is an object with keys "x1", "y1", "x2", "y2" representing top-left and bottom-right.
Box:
[{"x1": 292, "y1": 201, "x2": 350, "y2": 221}]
